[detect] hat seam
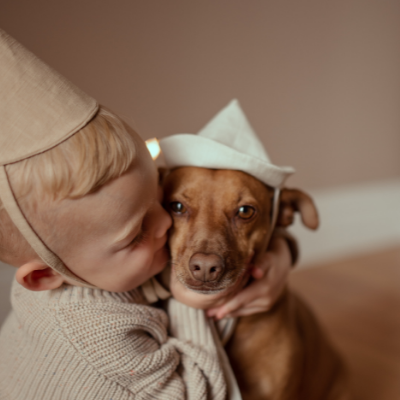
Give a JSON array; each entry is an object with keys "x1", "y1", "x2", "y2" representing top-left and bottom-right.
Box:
[{"x1": 0, "y1": 101, "x2": 99, "y2": 166}]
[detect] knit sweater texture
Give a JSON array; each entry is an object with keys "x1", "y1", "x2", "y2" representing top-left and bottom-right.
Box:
[{"x1": 0, "y1": 279, "x2": 227, "y2": 400}]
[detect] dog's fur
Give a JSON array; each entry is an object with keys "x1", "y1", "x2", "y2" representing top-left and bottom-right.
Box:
[{"x1": 163, "y1": 166, "x2": 351, "y2": 400}]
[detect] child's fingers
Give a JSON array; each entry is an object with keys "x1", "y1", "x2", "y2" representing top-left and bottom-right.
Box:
[
  {"x1": 207, "y1": 292, "x2": 248, "y2": 320},
  {"x1": 251, "y1": 267, "x2": 264, "y2": 279},
  {"x1": 251, "y1": 237, "x2": 291, "y2": 280},
  {"x1": 208, "y1": 267, "x2": 289, "y2": 319},
  {"x1": 207, "y1": 238, "x2": 292, "y2": 319},
  {"x1": 219, "y1": 291, "x2": 282, "y2": 319},
  {"x1": 215, "y1": 298, "x2": 273, "y2": 319},
  {"x1": 226, "y1": 305, "x2": 269, "y2": 318},
  {"x1": 208, "y1": 281, "x2": 272, "y2": 319},
  {"x1": 251, "y1": 253, "x2": 272, "y2": 278}
]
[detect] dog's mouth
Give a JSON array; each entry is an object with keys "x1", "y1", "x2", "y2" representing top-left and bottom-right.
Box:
[{"x1": 180, "y1": 278, "x2": 230, "y2": 294}]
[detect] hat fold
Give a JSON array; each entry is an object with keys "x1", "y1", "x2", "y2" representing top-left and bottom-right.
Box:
[
  {"x1": 0, "y1": 28, "x2": 98, "y2": 166},
  {"x1": 160, "y1": 99, "x2": 294, "y2": 188}
]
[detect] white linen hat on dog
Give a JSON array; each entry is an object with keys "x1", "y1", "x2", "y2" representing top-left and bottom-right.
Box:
[
  {"x1": 0, "y1": 29, "x2": 98, "y2": 286},
  {"x1": 159, "y1": 99, "x2": 295, "y2": 241},
  {"x1": 159, "y1": 99, "x2": 295, "y2": 189}
]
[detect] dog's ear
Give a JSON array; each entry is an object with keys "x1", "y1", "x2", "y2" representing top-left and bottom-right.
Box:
[{"x1": 277, "y1": 188, "x2": 319, "y2": 230}]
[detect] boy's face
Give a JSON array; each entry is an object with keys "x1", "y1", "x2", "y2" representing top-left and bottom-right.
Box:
[{"x1": 29, "y1": 136, "x2": 172, "y2": 292}]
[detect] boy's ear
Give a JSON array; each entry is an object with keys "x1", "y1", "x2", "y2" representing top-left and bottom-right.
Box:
[{"x1": 16, "y1": 261, "x2": 64, "y2": 291}]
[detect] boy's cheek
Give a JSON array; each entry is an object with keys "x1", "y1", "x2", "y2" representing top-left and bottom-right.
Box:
[{"x1": 150, "y1": 246, "x2": 170, "y2": 275}]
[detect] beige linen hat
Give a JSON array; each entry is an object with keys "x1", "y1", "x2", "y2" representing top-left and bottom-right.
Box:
[
  {"x1": 0, "y1": 29, "x2": 98, "y2": 286},
  {"x1": 159, "y1": 99, "x2": 294, "y2": 189},
  {"x1": 159, "y1": 99, "x2": 295, "y2": 240}
]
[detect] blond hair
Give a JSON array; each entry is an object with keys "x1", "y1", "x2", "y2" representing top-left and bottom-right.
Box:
[{"x1": 0, "y1": 107, "x2": 137, "y2": 265}]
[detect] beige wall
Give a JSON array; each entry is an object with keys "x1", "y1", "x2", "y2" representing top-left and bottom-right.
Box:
[{"x1": 1, "y1": 0, "x2": 399, "y2": 189}]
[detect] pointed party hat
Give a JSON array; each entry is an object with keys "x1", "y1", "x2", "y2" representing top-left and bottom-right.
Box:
[
  {"x1": 159, "y1": 99, "x2": 294, "y2": 188},
  {"x1": 0, "y1": 29, "x2": 98, "y2": 286}
]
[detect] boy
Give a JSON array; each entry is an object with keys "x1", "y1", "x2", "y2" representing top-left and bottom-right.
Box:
[{"x1": 0, "y1": 30, "x2": 292, "y2": 399}]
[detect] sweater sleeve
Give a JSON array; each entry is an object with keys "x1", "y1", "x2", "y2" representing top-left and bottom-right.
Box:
[{"x1": 53, "y1": 287, "x2": 226, "y2": 400}]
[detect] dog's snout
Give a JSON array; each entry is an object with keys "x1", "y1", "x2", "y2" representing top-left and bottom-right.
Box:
[{"x1": 189, "y1": 253, "x2": 225, "y2": 282}]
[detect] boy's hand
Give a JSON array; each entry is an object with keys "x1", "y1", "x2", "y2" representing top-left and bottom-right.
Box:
[{"x1": 206, "y1": 236, "x2": 292, "y2": 320}]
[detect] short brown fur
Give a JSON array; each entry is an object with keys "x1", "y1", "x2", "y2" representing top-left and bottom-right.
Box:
[{"x1": 164, "y1": 166, "x2": 351, "y2": 400}]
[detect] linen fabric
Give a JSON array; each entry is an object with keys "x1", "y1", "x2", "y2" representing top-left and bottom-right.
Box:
[
  {"x1": 0, "y1": 279, "x2": 227, "y2": 400},
  {"x1": 159, "y1": 99, "x2": 295, "y2": 189},
  {"x1": 0, "y1": 29, "x2": 98, "y2": 165},
  {"x1": 0, "y1": 29, "x2": 98, "y2": 285}
]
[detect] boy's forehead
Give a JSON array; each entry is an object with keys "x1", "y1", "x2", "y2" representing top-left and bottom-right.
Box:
[{"x1": 71, "y1": 160, "x2": 154, "y2": 219}]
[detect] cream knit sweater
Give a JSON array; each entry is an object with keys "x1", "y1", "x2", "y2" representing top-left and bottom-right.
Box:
[{"x1": 0, "y1": 279, "x2": 227, "y2": 400}]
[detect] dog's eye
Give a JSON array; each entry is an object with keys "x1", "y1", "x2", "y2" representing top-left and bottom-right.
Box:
[
  {"x1": 170, "y1": 202, "x2": 187, "y2": 214},
  {"x1": 237, "y1": 206, "x2": 255, "y2": 219}
]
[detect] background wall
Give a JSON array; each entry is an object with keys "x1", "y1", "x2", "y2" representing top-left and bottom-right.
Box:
[{"x1": 1, "y1": 0, "x2": 400, "y2": 190}]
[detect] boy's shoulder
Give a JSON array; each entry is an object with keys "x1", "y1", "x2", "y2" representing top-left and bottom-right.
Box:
[
  {"x1": 0, "y1": 279, "x2": 179, "y2": 399},
  {"x1": 10, "y1": 279, "x2": 167, "y2": 326},
  {"x1": 7, "y1": 279, "x2": 171, "y2": 354}
]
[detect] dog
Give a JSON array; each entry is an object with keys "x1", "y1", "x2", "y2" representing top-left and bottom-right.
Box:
[{"x1": 162, "y1": 166, "x2": 351, "y2": 400}]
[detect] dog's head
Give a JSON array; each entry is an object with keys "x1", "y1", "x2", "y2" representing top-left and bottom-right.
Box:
[{"x1": 163, "y1": 166, "x2": 318, "y2": 296}]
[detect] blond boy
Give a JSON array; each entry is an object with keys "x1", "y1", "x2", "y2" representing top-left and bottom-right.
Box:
[{"x1": 0, "y1": 30, "x2": 292, "y2": 399}]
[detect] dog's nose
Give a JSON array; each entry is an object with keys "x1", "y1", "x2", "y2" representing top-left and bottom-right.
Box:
[{"x1": 189, "y1": 253, "x2": 225, "y2": 282}]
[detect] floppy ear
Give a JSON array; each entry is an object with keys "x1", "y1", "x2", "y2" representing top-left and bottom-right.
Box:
[{"x1": 277, "y1": 188, "x2": 319, "y2": 230}]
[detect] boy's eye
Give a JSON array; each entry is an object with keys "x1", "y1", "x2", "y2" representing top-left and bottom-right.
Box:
[
  {"x1": 237, "y1": 205, "x2": 255, "y2": 219},
  {"x1": 170, "y1": 202, "x2": 187, "y2": 214},
  {"x1": 128, "y1": 229, "x2": 146, "y2": 248}
]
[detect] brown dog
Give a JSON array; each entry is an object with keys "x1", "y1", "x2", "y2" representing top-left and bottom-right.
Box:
[{"x1": 163, "y1": 166, "x2": 351, "y2": 400}]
